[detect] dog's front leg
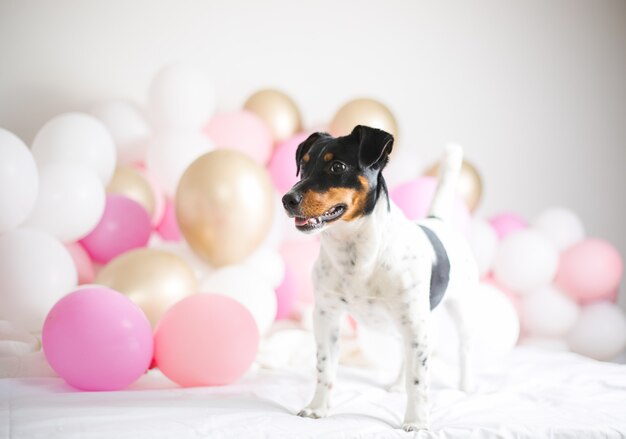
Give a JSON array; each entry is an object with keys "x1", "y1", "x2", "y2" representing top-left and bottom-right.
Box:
[{"x1": 298, "y1": 304, "x2": 342, "y2": 419}]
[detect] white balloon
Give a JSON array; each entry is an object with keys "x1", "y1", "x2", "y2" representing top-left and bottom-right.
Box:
[
  {"x1": 148, "y1": 236, "x2": 212, "y2": 280},
  {"x1": 567, "y1": 302, "x2": 626, "y2": 361},
  {"x1": 146, "y1": 130, "x2": 213, "y2": 196},
  {"x1": 242, "y1": 247, "x2": 285, "y2": 288},
  {"x1": 148, "y1": 63, "x2": 216, "y2": 131},
  {"x1": 357, "y1": 324, "x2": 403, "y2": 373},
  {"x1": 493, "y1": 230, "x2": 559, "y2": 294},
  {"x1": 519, "y1": 336, "x2": 569, "y2": 352},
  {"x1": 260, "y1": 192, "x2": 288, "y2": 249},
  {"x1": 31, "y1": 113, "x2": 117, "y2": 184},
  {"x1": 521, "y1": 285, "x2": 579, "y2": 337},
  {"x1": 25, "y1": 163, "x2": 105, "y2": 242},
  {"x1": 90, "y1": 101, "x2": 150, "y2": 164},
  {"x1": 532, "y1": 206, "x2": 585, "y2": 251},
  {"x1": 0, "y1": 320, "x2": 40, "y2": 357},
  {"x1": 0, "y1": 228, "x2": 77, "y2": 333},
  {"x1": 200, "y1": 266, "x2": 277, "y2": 335},
  {"x1": 467, "y1": 218, "x2": 498, "y2": 276},
  {"x1": 432, "y1": 283, "x2": 520, "y2": 367},
  {"x1": 0, "y1": 129, "x2": 39, "y2": 234}
]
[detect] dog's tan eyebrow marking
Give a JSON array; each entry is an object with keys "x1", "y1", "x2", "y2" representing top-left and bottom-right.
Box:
[
  {"x1": 323, "y1": 152, "x2": 334, "y2": 162},
  {"x1": 303, "y1": 153, "x2": 310, "y2": 163}
]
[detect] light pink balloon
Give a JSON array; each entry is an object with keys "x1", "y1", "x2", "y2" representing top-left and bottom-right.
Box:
[
  {"x1": 79, "y1": 194, "x2": 151, "y2": 264},
  {"x1": 154, "y1": 293, "x2": 259, "y2": 387},
  {"x1": 390, "y1": 176, "x2": 471, "y2": 233},
  {"x1": 489, "y1": 212, "x2": 528, "y2": 240},
  {"x1": 279, "y1": 238, "x2": 320, "y2": 304},
  {"x1": 156, "y1": 198, "x2": 181, "y2": 242},
  {"x1": 267, "y1": 132, "x2": 311, "y2": 194},
  {"x1": 65, "y1": 242, "x2": 95, "y2": 285},
  {"x1": 204, "y1": 110, "x2": 273, "y2": 164},
  {"x1": 133, "y1": 165, "x2": 166, "y2": 227},
  {"x1": 556, "y1": 238, "x2": 623, "y2": 304},
  {"x1": 275, "y1": 266, "x2": 297, "y2": 320},
  {"x1": 42, "y1": 286, "x2": 153, "y2": 391}
]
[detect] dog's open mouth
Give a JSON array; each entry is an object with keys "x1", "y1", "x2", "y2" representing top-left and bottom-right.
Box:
[{"x1": 294, "y1": 204, "x2": 346, "y2": 231}]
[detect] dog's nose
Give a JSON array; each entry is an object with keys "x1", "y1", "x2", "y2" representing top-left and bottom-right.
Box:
[{"x1": 282, "y1": 192, "x2": 302, "y2": 210}]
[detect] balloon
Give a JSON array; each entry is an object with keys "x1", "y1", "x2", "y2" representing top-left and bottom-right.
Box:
[
  {"x1": 242, "y1": 247, "x2": 285, "y2": 289},
  {"x1": 467, "y1": 218, "x2": 498, "y2": 277},
  {"x1": 0, "y1": 320, "x2": 40, "y2": 357},
  {"x1": 489, "y1": 212, "x2": 527, "y2": 240},
  {"x1": 519, "y1": 337, "x2": 569, "y2": 351},
  {"x1": 25, "y1": 163, "x2": 105, "y2": 242},
  {"x1": 567, "y1": 302, "x2": 626, "y2": 361},
  {"x1": 107, "y1": 165, "x2": 156, "y2": 219},
  {"x1": 493, "y1": 230, "x2": 558, "y2": 293},
  {"x1": 95, "y1": 248, "x2": 198, "y2": 327},
  {"x1": 133, "y1": 165, "x2": 166, "y2": 226},
  {"x1": 90, "y1": 100, "x2": 150, "y2": 164},
  {"x1": 154, "y1": 293, "x2": 259, "y2": 387},
  {"x1": 204, "y1": 111, "x2": 273, "y2": 164},
  {"x1": 432, "y1": 283, "x2": 519, "y2": 367},
  {"x1": 42, "y1": 286, "x2": 153, "y2": 390},
  {"x1": 148, "y1": 63, "x2": 216, "y2": 131},
  {"x1": 243, "y1": 89, "x2": 302, "y2": 143},
  {"x1": 176, "y1": 150, "x2": 274, "y2": 267},
  {"x1": 149, "y1": 239, "x2": 213, "y2": 281},
  {"x1": 532, "y1": 207, "x2": 585, "y2": 251},
  {"x1": 521, "y1": 285, "x2": 579, "y2": 337},
  {"x1": 481, "y1": 275, "x2": 522, "y2": 316},
  {"x1": 79, "y1": 195, "x2": 151, "y2": 264},
  {"x1": 329, "y1": 98, "x2": 398, "y2": 143},
  {"x1": 0, "y1": 128, "x2": 39, "y2": 234},
  {"x1": 267, "y1": 132, "x2": 311, "y2": 194},
  {"x1": 555, "y1": 239, "x2": 623, "y2": 304},
  {"x1": 275, "y1": 267, "x2": 297, "y2": 320},
  {"x1": 279, "y1": 239, "x2": 320, "y2": 304},
  {"x1": 0, "y1": 228, "x2": 77, "y2": 332},
  {"x1": 200, "y1": 266, "x2": 277, "y2": 334},
  {"x1": 31, "y1": 112, "x2": 117, "y2": 184},
  {"x1": 145, "y1": 130, "x2": 214, "y2": 197},
  {"x1": 65, "y1": 242, "x2": 95, "y2": 285},
  {"x1": 424, "y1": 158, "x2": 483, "y2": 212},
  {"x1": 155, "y1": 198, "x2": 181, "y2": 242},
  {"x1": 390, "y1": 176, "x2": 471, "y2": 234}
]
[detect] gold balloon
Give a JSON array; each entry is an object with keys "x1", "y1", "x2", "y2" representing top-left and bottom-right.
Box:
[
  {"x1": 244, "y1": 89, "x2": 303, "y2": 143},
  {"x1": 425, "y1": 159, "x2": 483, "y2": 212},
  {"x1": 95, "y1": 248, "x2": 198, "y2": 327},
  {"x1": 176, "y1": 150, "x2": 274, "y2": 268},
  {"x1": 329, "y1": 98, "x2": 399, "y2": 141},
  {"x1": 107, "y1": 165, "x2": 155, "y2": 217}
]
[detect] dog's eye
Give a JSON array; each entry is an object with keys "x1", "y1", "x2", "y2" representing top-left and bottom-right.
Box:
[{"x1": 329, "y1": 161, "x2": 347, "y2": 174}]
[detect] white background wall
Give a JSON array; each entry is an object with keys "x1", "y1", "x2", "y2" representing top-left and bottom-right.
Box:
[{"x1": 1, "y1": 0, "x2": 624, "y2": 299}]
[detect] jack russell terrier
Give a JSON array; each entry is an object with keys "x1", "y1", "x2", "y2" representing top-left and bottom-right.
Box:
[{"x1": 282, "y1": 125, "x2": 478, "y2": 432}]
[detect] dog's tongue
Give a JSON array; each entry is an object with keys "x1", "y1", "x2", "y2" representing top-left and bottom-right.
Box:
[{"x1": 295, "y1": 217, "x2": 308, "y2": 226}]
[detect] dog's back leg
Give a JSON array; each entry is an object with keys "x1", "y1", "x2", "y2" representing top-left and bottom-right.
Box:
[{"x1": 445, "y1": 297, "x2": 473, "y2": 393}]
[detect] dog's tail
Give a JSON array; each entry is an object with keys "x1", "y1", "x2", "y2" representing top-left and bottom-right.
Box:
[{"x1": 427, "y1": 143, "x2": 463, "y2": 222}]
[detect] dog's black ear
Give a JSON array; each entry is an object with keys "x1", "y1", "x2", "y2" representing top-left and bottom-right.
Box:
[
  {"x1": 352, "y1": 125, "x2": 394, "y2": 169},
  {"x1": 295, "y1": 132, "x2": 328, "y2": 176}
]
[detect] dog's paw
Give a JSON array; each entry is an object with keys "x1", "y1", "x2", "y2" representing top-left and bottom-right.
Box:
[
  {"x1": 401, "y1": 421, "x2": 429, "y2": 432},
  {"x1": 297, "y1": 407, "x2": 327, "y2": 419}
]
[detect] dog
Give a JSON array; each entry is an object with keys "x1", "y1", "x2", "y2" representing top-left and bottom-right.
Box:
[{"x1": 282, "y1": 125, "x2": 478, "y2": 431}]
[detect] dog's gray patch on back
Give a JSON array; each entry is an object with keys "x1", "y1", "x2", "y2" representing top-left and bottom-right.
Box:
[{"x1": 418, "y1": 224, "x2": 450, "y2": 310}]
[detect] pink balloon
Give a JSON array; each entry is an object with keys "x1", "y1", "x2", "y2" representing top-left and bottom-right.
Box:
[
  {"x1": 279, "y1": 238, "x2": 320, "y2": 304},
  {"x1": 489, "y1": 212, "x2": 528, "y2": 240},
  {"x1": 204, "y1": 110, "x2": 273, "y2": 164},
  {"x1": 42, "y1": 286, "x2": 153, "y2": 391},
  {"x1": 154, "y1": 293, "x2": 259, "y2": 387},
  {"x1": 133, "y1": 165, "x2": 165, "y2": 227},
  {"x1": 156, "y1": 198, "x2": 181, "y2": 242},
  {"x1": 267, "y1": 132, "x2": 311, "y2": 194},
  {"x1": 275, "y1": 266, "x2": 297, "y2": 320},
  {"x1": 65, "y1": 242, "x2": 95, "y2": 285},
  {"x1": 556, "y1": 238, "x2": 623, "y2": 304},
  {"x1": 390, "y1": 177, "x2": 471, "y2": 234},
  {"x1": 79, "y1": 194, "x2": 151, "y2": 264}
]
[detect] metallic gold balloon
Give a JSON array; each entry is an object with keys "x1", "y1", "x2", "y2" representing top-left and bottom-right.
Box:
[
  {"x1": 176, "y1": 150, "x2": 274, "y2": 267},
  {"x1": 244, "y1": 89, "x2": 302, "y2": 143},
  {"x1": 107, "y1": 165, "x2": 155, "y2": 217},
  {"x1": 329, "y1": 98, "x2": 398, "y2": 141},
  {"x1": 95, "y1": 248, "x2": 198, "y2": 327},
  {"x1": 425, "y1": 159, "x2": 483, "y2": 212}
]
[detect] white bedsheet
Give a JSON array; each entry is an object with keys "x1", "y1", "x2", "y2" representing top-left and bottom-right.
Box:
[{"x1": 1, "y1": 347, "x2": 625, "y2": 439}]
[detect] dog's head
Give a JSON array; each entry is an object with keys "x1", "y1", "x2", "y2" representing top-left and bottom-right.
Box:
[{"x1": 282, "y1": 125, "x2": 394, "y2": 233}]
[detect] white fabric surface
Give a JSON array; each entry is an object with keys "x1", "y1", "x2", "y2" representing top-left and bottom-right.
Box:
[{"x1": 1, "y1": 347, "x2": 625, "y2": 439}]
